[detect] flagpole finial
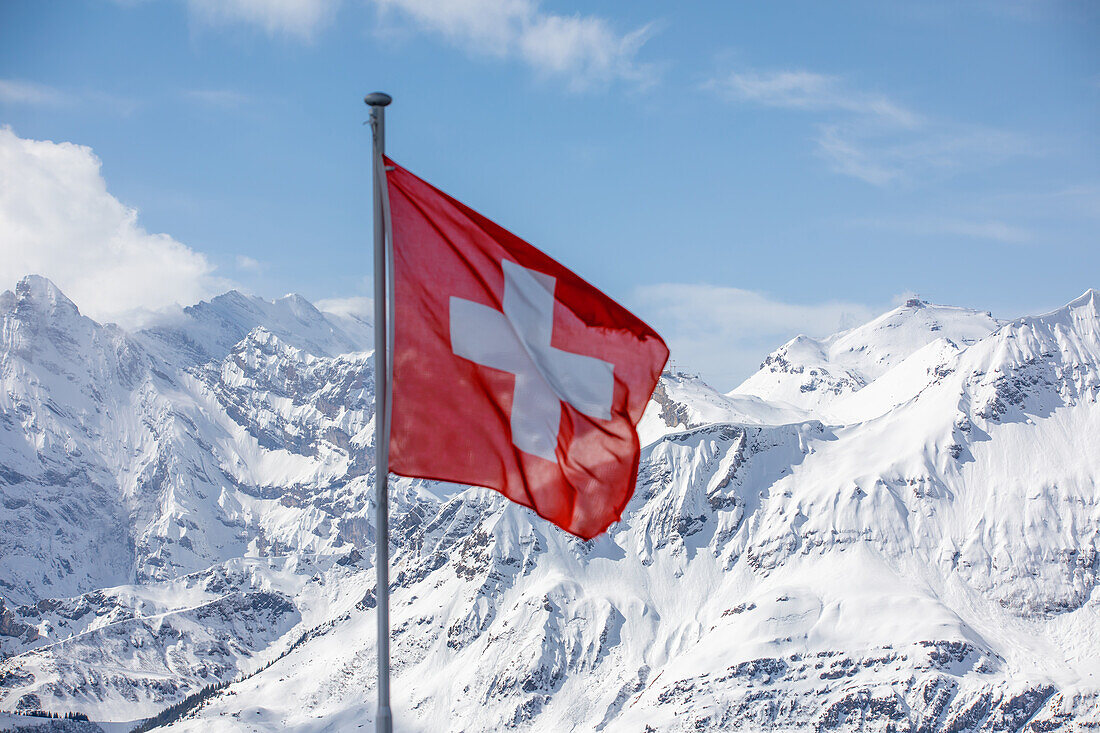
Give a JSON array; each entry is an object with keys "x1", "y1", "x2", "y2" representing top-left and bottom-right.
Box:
[{"x1": 364, "y1": 92, "x2": 392, "y2": 107}]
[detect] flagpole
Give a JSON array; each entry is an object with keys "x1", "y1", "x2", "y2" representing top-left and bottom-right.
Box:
[{"x1": 365, "y1": 90, "x2": 393, "y2": 733}]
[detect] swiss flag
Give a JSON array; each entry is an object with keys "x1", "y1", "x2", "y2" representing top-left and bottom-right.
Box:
[{"x1": 385, "y1": 158, "x2": 668, "y2": 539}]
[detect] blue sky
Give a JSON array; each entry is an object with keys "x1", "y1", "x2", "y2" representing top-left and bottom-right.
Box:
[{"x1": 1, "y1": 0, "x2": 1097, "y2": 388}]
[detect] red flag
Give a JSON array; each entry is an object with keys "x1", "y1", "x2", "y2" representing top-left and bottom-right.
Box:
[{"x1": 385, "y1": 158, "x2": 668, "y2": 539}]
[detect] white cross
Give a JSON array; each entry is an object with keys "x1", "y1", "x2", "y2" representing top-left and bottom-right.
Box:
[{"x1": 449, "y1": 260, "x2": 615, "y2": 462}]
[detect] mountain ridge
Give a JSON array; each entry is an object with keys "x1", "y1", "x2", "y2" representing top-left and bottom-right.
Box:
[
  {"x1": 730, "y1": 299, "x2": 1003, "y2": 419},
  {"x1": 1, "y1": 275, "x2": 1098, "y2": 732}
]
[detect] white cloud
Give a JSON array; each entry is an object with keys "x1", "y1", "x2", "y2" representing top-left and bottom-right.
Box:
[
  {"x1": 928, "y1": 219, "x2": 1033, "y2": 244},
  {"x1": 991, "y1": 184, "x2": 1100, "y2": 220},
  {"x1": 184, "y1": 89, "x2": 255, "y2": 108},
  {"x1": 315, "y1": 295, "x2": 373, "y2": 319},
  {"x1": 814, "y1": 123, "x2": 900, "y2": 186},
  {"x1": 707, "y1": 66, "x2": 1027, "y2": 187},
  {"x1": 816, "y1": 122, "x2": 1026, "y2": 186},
  {"x1": 707, "y1": 69, "x2": 919, "y2": 127},
  {"x1": 187, "y1": 0, "x2": 338, "y2": 40},
  {"x1": 0, "y1": 79, "x2": 65, "y2": 106},
  {"x1": 632, "y1": 283, "x2": 878, "y2": 391},
  {"x1": 0, "y1": 79, "x2": 137, "y2": 115},
  {"x1": 0, "y1": 126, "x2": 228, "y2": 328},
  {"x1": 235, "y1": 255, "x2": 264, "y2": 271},
  {"x1": 370, "y1": 0, "x2": 655, "y2": 89},
  {"x1": 855, "y1": 216, "x2": 1033, "y2": 244},
  {"x1": 177, "y1": 0, "x2": 654, "y2": 86}
]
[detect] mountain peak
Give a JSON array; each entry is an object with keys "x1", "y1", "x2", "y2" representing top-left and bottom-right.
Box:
[
  {"x1": 226, "y1": 326, "x2": 310, "y2": 366},
  {"x1": 237, "y1": 325, "x2": 303, "y2": 354},
  {"x1": 278, "y1": 293, "x2": 312, "y2": 307},
  {"x1": 1065, "y1": 288, "x2": 1099, "y2": 312},
  {"x1": 999, "y1": 287, "x2": 1100, "y2": 354},
  {"x1": 4, "y1": 281, "x2": 1100, "y2": 730},
  {"x1": 875, "y1": 298, "x2": 992, "y2": 322},
  {"x1": 206, "y1": 289, "x2": 257, "y2": 309},
  {"x1": 732, "y1": 298, "x2": 1001, "y2": 416},
  {"x1": 275, "y1": 292, "x2": 327, "y2": 323},
  {"x1": 139, "y1": 287, "x2": 374, "y2": 366},
  {"x1": 13, "y1": 275, "x2": 81, "y2": 319}
]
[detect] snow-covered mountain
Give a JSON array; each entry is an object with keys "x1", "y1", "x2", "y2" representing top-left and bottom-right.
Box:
[
  {"x1": 2, "y1": 276, "x2": 1098, "y2": 732},
  {"x1": 140, "y1": 289, "x2": 373, "y2": 368},
  {"x1": 731, "y1": 299, "x2": 1002, "y2": 422}
]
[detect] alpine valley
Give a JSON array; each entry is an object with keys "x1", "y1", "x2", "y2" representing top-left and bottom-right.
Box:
[{"x1": 1, "y1": 275, "x2": 1098, "y2": 732}]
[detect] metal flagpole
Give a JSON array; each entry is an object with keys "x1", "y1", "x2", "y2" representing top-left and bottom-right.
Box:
[{"x1": 365, "y1": 90, "x2": 393, "y2": 733}]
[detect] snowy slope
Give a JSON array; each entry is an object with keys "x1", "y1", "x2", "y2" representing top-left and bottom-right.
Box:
[
  {"x1": 638, "y1": 367, "x2": 811, "y2": 446},
  {"x1": 1, "y1": 276, "x2": 152, "y2": 605},
  {"x1": 1, "y1": 278, "x2": 1098, "y2": 732},
  {"x1": 138, "y1": 291, "x2": 373, "y2": 367},
  {"x1": 732, "y1": 299, "x2": 1001, "y2": 420}
]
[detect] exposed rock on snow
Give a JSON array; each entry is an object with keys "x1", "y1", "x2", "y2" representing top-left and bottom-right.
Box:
[{"x1": 2, "y1": 277, "x2": 1098, "y2": 731}]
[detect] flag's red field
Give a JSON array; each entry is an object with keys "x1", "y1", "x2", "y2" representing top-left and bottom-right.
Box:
[{"x1": 385, "y1": 157, "x2": 668, "y2": 539}]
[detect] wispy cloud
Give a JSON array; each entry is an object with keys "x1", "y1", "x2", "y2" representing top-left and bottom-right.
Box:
[
  {"x1": 0, "y1": 78, "x2": 138, "y2": 115},
  {"x1": 166, "y1": 0, "x2": 659, "y2": 88},
  {"x1": 816, "y1": 121, "x2": 1026, "y2": 186},
  {"x1": 183, "y1": 88, "x2": 256, "y2": 108},
  {"x1": 707, "y1": 69, "x2": 920, "y2": 127},
  {"x1": 85, "y1": 90, "x2": 141, "y2": 116},
  {"x1": 988, "y1": 184, "x2": 1100, "y2": 220},
  {"x1": 706, "y1": 65, "x2": 1028, "y2": 187},
  {"x1": 814, "y1": 123, "x2": 899, "y2": 186},
  {"x1": 369, "y1": 0, "x2": 657, "y2": 90},
  {"x1": 315, "y1": 295, "x2": 373, "y2": 320},
  {"x1": 187, "y1": 0, "x2": 339, "y2": 40},
  {"x1": 235, "y1": 255, "x2": 265, "y2": 271},
  {"x1": 632, "y1": 283, "x2": 878, "y2": 390},
  {"x1": 855, "y1": 217, "x2": 1034, "y2": 244},
  {"x1": 921, "y1": 219, "x2": 1032, "y2": 243},
  {"x1": 0, "y1": 79, "x2": 65, "y2": 106}
]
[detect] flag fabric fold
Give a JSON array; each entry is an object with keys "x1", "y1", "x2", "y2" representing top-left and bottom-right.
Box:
[{"x1": 384, "y1": 157, "x2": 668, "y2": 539}]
